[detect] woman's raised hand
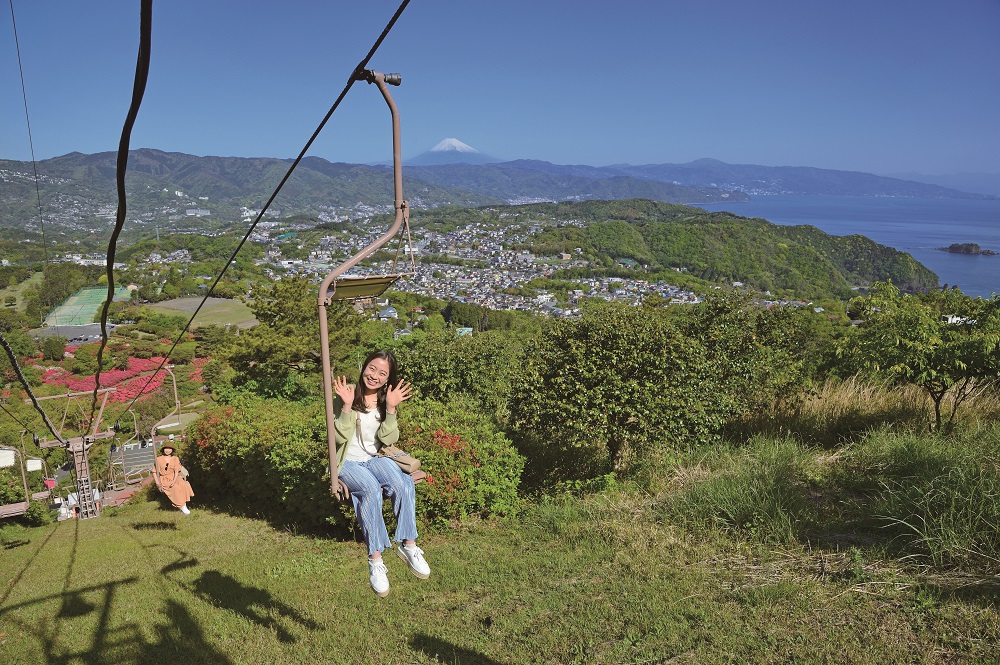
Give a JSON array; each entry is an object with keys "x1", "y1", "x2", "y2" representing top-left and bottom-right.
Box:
[
  {"x1": 333, "y1": 375, "x2": 355, "y2": 407},
  {"x1": 385, "y1": 380, "x2": 413, "y2": 411}
]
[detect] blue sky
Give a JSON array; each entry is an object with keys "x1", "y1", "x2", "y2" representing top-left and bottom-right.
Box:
[{"x1": 2, "y1": 0, "x2": 998, "y2": 176}]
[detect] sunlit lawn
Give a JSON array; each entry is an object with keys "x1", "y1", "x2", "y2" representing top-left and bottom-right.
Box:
[
  {"x1": 147, "y1": 298, "x2": 256, "y2": 329},
  {"x1": 0, "y1": 272, "x2": 43, "y2": 311},
  {"x1": 2, "y1": 487, "x2": 997, "y2": 664}
]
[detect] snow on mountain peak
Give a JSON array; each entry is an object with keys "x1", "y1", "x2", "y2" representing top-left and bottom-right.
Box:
[{"x1": 430, "y1": 138, "x2": 478, "y2": 153}]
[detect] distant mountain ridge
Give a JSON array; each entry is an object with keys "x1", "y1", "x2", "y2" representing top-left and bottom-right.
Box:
[
  {"x1": 0, "y1": 150, "x2": 990, "y2": 235},
  {"x1": 886, "y1": 170, "x2": 1000, "y2": 197},
  {"x1": 0, "y1": 150, "x2": 746, "y2": 231},
  {"x1": 462, "y1": 157, "x2": 993, "y2": 199}
]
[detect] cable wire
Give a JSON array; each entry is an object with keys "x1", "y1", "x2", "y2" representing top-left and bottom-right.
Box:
[
  {"x1": 0, "y1": 398, "x2": 31, "y2": 430},
  {"x1": 88, "y1": 0, "x2": 152, "y2": 429},
  {"x1": 112, "y1": 0, "x2": 412, "y2": 423},
  {"x1": 8, "y1": 0, "x2": 48, "y2": 263},
  {"x1": 0, "y1": 331, "x2": 63, "y2": 442}
]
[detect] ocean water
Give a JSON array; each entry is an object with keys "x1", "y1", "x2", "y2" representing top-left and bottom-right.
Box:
[{"x1": 694, "y1": 196, "x2": 1000, "y2": 298}]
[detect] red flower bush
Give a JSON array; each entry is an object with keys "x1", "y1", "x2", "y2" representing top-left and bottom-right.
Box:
[
  {"x1": 399, "y1": 396, "x2": 524, "y2": 526},
  {"x1": 38, "y1": 354, "x2": 171, "y2": 402}
]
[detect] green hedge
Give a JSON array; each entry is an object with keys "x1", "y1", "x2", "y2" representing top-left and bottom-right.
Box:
[{"x1": 185, "y1": 394, "x2": 524, "y2": 533}]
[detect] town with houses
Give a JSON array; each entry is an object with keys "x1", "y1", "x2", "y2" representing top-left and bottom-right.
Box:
[
  {"x1": 13, "y1": 182, "x2": 818, "y2": 322},
  {"x1": 256, "y1": 211, "x2": 706, "y2": 318}
]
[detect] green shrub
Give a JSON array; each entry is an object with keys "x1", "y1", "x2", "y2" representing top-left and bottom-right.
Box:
[
  {"x1": 0, "y1": 468, "x2": 23, "y2": 504},
  {"x1": 512, "y1": 304, "x2": 726, "y2": 477},
  {"x1": 186, "y1": 393, "x2": 525, "y2": 533},
  {"x1": 399, "y1": 395, "x2": 525, "y2": 527},
  {"x1": 392, "y1": 328, "x2": 528, "y2": 424},
  {"x1": 22, "y1": 500, "x2": 53, "y2": 526},
  {"x1": 185, "y1": 396, "x2": 334, "y2": 532}
]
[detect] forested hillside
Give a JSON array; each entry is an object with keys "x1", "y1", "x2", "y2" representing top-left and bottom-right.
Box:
[
  {"x1": 497, "y1": 199, "x2": 938, "y2": 298},
  {"x1": 0, "y1": 151, "x2": 742, "y2": 232}
]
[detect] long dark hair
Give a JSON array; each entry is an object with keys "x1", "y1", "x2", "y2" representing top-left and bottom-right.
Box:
[{"x1": 352, "y1": 350, "x2": 399, "y2": 420}]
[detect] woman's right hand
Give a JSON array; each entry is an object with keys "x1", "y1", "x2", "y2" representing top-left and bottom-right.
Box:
[{"x1": 333, "y1": 375, "x2": 355, "y2": 409}]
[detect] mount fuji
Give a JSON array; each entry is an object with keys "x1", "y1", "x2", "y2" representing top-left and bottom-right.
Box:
[{"x1": 406, "y1": 138, "x2": 502, "y2": 166}]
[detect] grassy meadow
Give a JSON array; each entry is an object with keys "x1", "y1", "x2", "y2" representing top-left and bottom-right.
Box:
[
  {"x1": 3, "y1": 419, "x2": 999, "y2": 663},
  {"x1": 0, "y1": 272, "x2": 43, "y2": 311},
  {"x1": 146, "y1": 297, "x2": 257, "y2": 329}
]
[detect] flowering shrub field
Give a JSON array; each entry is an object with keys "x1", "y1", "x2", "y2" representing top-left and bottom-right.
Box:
[
  {"x1": 188, "y1": 357, "x2": 210, "y2": 383},
  {"x1": 110, "y1": 370, "x2": 166, "y2": 402},
  {"x1": 399, "y1": 395, "x2": 524, "y2": 526},
  {"x1": 34, "y1": 355, "x2": 184, "y2": 402}
]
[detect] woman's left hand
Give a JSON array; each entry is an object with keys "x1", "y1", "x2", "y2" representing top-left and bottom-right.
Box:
[{"x1": 385, "y1": 380, "x2": 413, "y2": 411}]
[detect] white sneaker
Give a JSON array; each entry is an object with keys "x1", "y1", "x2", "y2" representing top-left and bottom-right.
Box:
[
  {"x1": 179, "y1": 505, "x2": 190, "y2": 515},
  {"x1": 369, "y1": 558, "x2": 390, "y2": 597},
  {"x1": 396, "y1": 544, "x2": 430, "y2": 579}
]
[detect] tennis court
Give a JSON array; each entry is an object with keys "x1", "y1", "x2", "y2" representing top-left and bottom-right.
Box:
[{"x1": 44, "y1": 287, "x2": 130, "y2": 327}]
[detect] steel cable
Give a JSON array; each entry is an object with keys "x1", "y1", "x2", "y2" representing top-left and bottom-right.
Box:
[
  {"x1": 111, "y1": 0, "x2": 412, "y2": 425},
  {"x1": 8, "y1": 0, "x2": 49, "y2": 263},
  {"x1": 87, "y1": 0, "x2": 153, "y2": 430}
]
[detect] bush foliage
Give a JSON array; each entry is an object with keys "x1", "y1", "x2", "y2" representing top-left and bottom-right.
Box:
[
  {"x1": 399, "y1": 396, "x2": 525, "y2": 526},
  {"x1": 511, "y1": 292, "x2": 804, "y2": 477},
  {"x1": 186, "y1": 394, "x2": 524, "y2": 533}
]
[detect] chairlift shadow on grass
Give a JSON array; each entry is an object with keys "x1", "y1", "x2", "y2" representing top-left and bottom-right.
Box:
[
  {"x1": 186, "y1": 570, "x2": 320, "y2": 644},
  {"x1": 130, "y1": 520, "x2": 178, "y2": 531},
  {"x1": 1, "y1": 556, "x2": 280, "y2": 663},
  {"x1": 410, "y1": 632, "x2": 505, "y2": 665},
  {"x1": 2, "y1": 538, "x2": 30, "y2": 549}
]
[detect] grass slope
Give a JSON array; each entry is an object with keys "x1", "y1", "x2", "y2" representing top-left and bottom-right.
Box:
[
  {"x1": 2, "y1": 490, "x2": 996, "y2": 664},
  {"x1": 0, "y1": 272, "x2": 43, "y2": 311},
  {"x1": 147, "y1": 297, "x2": 257, "y2": 329}
]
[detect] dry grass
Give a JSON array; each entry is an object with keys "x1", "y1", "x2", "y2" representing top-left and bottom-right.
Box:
[{"x1": 733, "y1": 376, "x2": 1000, "y2": 447}]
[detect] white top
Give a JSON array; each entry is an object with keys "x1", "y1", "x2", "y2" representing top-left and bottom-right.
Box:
[{"x1": 344, "y1": 407, "x2": 383, "y2": 462}]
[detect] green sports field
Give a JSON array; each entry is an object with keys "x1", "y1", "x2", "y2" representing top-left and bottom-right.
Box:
[{"x1": 44, "y1": 287, "x2": 130, "y2": 326}]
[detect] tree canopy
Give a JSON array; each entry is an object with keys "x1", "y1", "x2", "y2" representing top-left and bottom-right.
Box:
[{"x1": 841, "y1": 282, "x2": 1000, "y2": 431}]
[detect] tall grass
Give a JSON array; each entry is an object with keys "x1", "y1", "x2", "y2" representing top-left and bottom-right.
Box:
[
  {"x1": 665, "y1": 424, "x2": 1000, "y2": 576},
  {"x1": 730, "y1": 376, "x2": 1000, "y2": 447},
  {"x1": 840, "y1": 426, "x2": 1000, "y2": 574},
  {"x1": 660, "y1": 436, "x2": 820, "y2": 545}
]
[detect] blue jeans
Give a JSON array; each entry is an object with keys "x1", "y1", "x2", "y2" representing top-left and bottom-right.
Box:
[{"x1": 339, "y1": 456, "x2": 418, "y2": 556}]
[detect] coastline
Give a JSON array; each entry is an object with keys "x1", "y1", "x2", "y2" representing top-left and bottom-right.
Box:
[{"x1": 695, "y1": 195, "x2": 1000, "y2": 298}]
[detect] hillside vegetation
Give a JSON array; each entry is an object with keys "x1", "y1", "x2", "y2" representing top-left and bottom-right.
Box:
[
  {"x1": 488, "y1": 199, "x2": 938, "y2": 298},
  {"x1": 0, "y1": 151, "x2": 744, "y2": 233},
  {"x1": 2, "y1": 261, "x2": 1000, "y2": 662}
]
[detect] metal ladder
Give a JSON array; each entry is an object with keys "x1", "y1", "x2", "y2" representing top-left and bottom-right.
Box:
[{"x1": 73, "y1": 447, "x2": 99, "y2": 519}]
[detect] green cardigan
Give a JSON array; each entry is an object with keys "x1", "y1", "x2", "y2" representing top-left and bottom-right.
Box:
[{"x1": 333, "y1": 396, "x2": 400, "y2": 473}]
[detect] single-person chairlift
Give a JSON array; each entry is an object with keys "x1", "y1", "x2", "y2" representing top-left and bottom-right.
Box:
[{"x1": 318, "y1": 69, "x2": 419, "y2": 497}]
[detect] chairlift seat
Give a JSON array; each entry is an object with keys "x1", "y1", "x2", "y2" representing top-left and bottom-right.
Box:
[
  {"x1": 109, "y1": 441, "x2": 157, "y2": 490},
  {"x1": 327, "y1": 274, "x2": 404, "y2": 302}
]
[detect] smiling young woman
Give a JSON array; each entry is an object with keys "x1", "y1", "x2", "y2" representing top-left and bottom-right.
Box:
[{"x1": 331, "y1": 350, "x2": 428, "y2": 597}]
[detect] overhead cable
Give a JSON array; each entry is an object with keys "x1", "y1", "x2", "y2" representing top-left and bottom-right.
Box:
[
  {"x1": 7, "y1": 0, "x2": 48, "y2": 262},
  {"x1": 0, "y1": 399, "x2": 31, "y2": 430},
  {"x1": 88, "y1": 0, "x2": 152, "y2": 429},
  {"x1": 0, "y1": 331, "x2": 63, "y2": 442},
  {"x1": 113, "y1": 0, "x2": 412, "y2": 422}
]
